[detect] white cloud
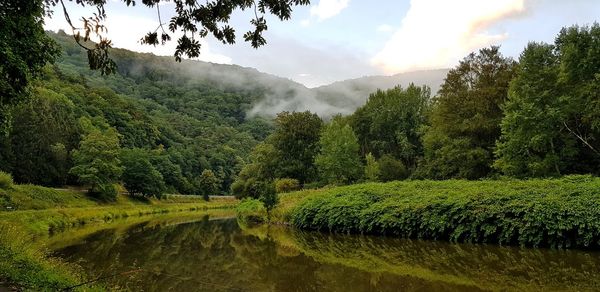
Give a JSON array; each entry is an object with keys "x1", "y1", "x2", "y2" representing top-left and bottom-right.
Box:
[
  {"x1": 376, "y1": 24, "x2": 394, "y2": 33},
  {"x1": 372, "y1": 0, "x2": 526, "y2": 74},
  {"x1": 309, "y1": 0, "x2": 350, "y2": 21}
]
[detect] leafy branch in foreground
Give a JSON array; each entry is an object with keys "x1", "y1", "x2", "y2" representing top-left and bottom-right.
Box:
[{"x1": 43, "y1": 0, "x2": 310, "y2": 73}]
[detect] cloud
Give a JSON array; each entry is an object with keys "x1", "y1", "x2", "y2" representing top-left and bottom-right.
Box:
[
  {"x1": 371, "y1": 0, "x2": 526, "y2": 74},
  {"x1": 309, "y1": 0, "x2": 350, "y2": 21},
  {"x1": 376, "y1": 24, "x2": 394, "y2": 33}
]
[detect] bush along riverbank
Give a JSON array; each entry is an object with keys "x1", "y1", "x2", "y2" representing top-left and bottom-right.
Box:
[
  {"x1": 0, "y1": 184, "x2": 238, "y2": 291},
  {"x1": 280, "y1": 175, "x2": 600, "y2": 249}
]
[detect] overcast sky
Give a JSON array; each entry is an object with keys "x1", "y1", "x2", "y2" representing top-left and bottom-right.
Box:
[{"x1": 44, "y1": 0, "x2": 600, "y2": 87}]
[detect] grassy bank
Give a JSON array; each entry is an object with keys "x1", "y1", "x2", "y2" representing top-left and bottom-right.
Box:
[
  {"x1": 0, "y1": 184, "x2": 238, "y2": 290},
  {"x1": 274, "y1": 175, "x2": 600, "y2": 249}
]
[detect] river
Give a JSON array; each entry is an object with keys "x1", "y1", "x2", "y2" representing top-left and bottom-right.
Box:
[{"x1": 46, "y1": 212, "x2": 600, "y2": 291}]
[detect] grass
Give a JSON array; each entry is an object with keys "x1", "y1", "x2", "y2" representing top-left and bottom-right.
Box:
[
  {"x1": 0, "y1": 184, "x2": 238, "y2": 290},
  {"x1": 276, "y1": 175, "x2": 600, "y2": 248}
]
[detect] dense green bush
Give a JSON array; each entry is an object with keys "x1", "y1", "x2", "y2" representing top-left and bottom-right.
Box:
[
  {"x1": 0, "y1": 171, "x2": 14, "y2": 189},
  {"x1": 290, "y1": 176, "x2": 600, "y2": 248},
  {"x1": 275, "y1": 178, "x2": 300, "y2": 193},
  {"x1": 236, "y1": 199, "x2": 267, "y2": 224}
]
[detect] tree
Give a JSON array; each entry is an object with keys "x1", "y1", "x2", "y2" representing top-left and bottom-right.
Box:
[
  {"x1": 10, "y1": 86, "x2": 79, "y2": 186},
  {"x1": 495, "y1": 24, "x2": 600, "y2": 176},
  {"x1": 315, "y1": 119, "x2": 362, "y2": 185},
  {"x1": 121, "y1": 148, "x2": 166, "y2": 198},
  {"x1": 351, "y1": 84, "x2": 430, "y2": 170},
  {"x1": 270, "y1": 111, "x2": 323, "y2": 184},
  {"x1": 256, "y1": 181, "x2": 278, "y2": 222},
  {"x1": 70, "y1": 127, "x2": 122, "y2": 200},
  {"x1": 196, "y1": 169, "x2": 220, "y2": 201},
  {"x1": 364, "y1": 153, "x2": 380, "y2": 182},
  {"x1": 0, "y1": 0, "x2": 60, "y2": 128},
  {"x1": 378, "y1": 154, "x2": 408, "y2": 182},
  {"x1": 419, "y1": 46, "x2": 517, "y2": 179},
  {"x1": 41, "y1": 0, "x2": 310, "y2": 74}
]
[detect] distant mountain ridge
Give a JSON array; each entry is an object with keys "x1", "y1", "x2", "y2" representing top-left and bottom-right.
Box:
[{"x1": 51, "y1": 30, "x2": 448, "y2": 117}]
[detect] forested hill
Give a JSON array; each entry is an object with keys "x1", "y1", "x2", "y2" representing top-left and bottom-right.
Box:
[
  {"x1": 0, "y1": 31, "x2": 446, "y2": 196},
  {"x1": 51, "y1": 31, "x2": 447, "y2": 117}
]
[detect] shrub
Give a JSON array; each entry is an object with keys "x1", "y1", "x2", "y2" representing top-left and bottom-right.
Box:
[
  {"x1": 0, "y1": 171, "x2": 14, "y2": 190},
  {"x1": 236, "y1": 198, "x2": 266, "y2": 224},
  {"x1": 378, "y1": 155, "x2": 408, "y2": 181},
  {"x1": 289, "y1": 176, "x2": 600, "y2": 248},
  {"x1": 275, "y1": 178, "x2": 300, "y2": 193},
  {"x1": 91, "y1": 183, "x2": 118, "y2": 202}
]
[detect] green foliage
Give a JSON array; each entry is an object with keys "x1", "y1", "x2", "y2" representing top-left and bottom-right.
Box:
[
  {"x1": 0, "y1": 0, "x2": 60, "y2": 125},
  {"x1": 121, "y1": 148, "x2": 166, "y2": 198},
  {"x1": 495, "y1": 24, "x2": 600, "y2": 177},
  {"x1": 41, "y1": 0, "x2": 309, "y2": 74},
  {"x1": 275, "y1": 178, "x2": 300, "y2": 193},
  {"x1": 364, "y1": 153, "x2": 380, "y2": 182},
  {"x1": 0, "y1": 171, "x2": 13, "y2": 190},
  {"x1": 377, "y1": 155, "x2": 408, "y2": 182},
  {"x1": 232, "y1": 111, "x2": 322, "y2": 197},
  {"x1": 10, "y1": 86, "x2": 79, "y2": 185},
  {"x1": 420, "y1": 46, "x2": 517, "y2": 179},
  {"x1": 290, "y1": 176, "x2": 600, "y2": 248},
  {"x1": 351, "y1": 84, "x2": 430, "y2": 170},
  {"x1": 236, "y1": 199, "x2": 267, "y2": 225},
  {"x1": 315, "y1": 119, "x2": 362, "y2": 185},
  {"x1": 70, "y1": 127, "x2": 122, "y2": 199},
  {"x1": 257, "y1": 182, "x2": 278, "y2": 221},
  {"x1": 196, "y1": 169, "x2": 220, "y2": 201},
  {"x1": 270, "y1": 111, "x2": 324, "y2": 183}
]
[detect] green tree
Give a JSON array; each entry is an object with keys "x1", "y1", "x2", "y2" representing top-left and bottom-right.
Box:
[
  {"x1": 315, "y1": 119, "x2": 362, "y2": 185},
  {"x1": 495, "y1": 24, "x2": 600, "y2": 176},
  {"x1": 121, "y1": 148, "x2": 166, "y2": 198},
  {"x1": 364, "y1": 153, "x2": 380, "y2": 182},
  {"x1": 0, "y1": 0, "x2": 60, "y2": 128},
  {"x1": 270, "y1": 111, "x2": 323, "y2": 184},
  {"x1": 196, "y1": 169, "x2": 220, "y2": 201},
  {"x1": 10, "y1": 87, "x2": 79, "y2": 185},
  {"x1": 70, "y1": 127, "x2": 122, "y2": 200},
  {"x1": 256, "y1": 181, "x2": 278, "y2": 222},
  {"x1": 419, "y1": 46, "x2": 517, "y2": 179},
  {"x1": 351, "y1": 84, "x2": 430, "y2": 170},
  {"x1": 378, "y1": 154, "x2": 408, "y2": 182}
]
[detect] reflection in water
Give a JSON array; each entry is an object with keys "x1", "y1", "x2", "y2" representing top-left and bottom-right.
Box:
[{"x1": 51, "y1": 216, "x2": 600, "y2": 291}]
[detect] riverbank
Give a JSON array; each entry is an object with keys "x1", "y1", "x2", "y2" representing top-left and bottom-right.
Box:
[
  {"x1": 272, "y1": 175, "x2": 600, "y2": 249},
  {"x1": 0, "y1": 184, "x2": 238, "y2": 291}
]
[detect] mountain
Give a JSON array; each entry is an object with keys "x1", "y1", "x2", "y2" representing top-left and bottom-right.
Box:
[
  {"x1": 313, "y1": 69, "x2": 449, "y2": 113},
  {"x1": 53, "y1": 30, "x2": 448, "y2": 118}
]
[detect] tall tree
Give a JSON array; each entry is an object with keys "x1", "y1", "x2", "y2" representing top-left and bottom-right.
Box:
[
  {"x1": 0, "y1": 0, "x2": 60, "y2": 128},
  {"x1": 10, "y1": 86, "x2": 79, "y2": 185},
  {"x1": 270, "y1": 111, "x2": 323, "y2": 184},
  {"x1": 419, "y1": 46, "x2": 517, "y2": 179},
  {"x1": 315, "y1": 119, "x2": 362, "y2": 185},
  {"x1": 70, "y1": 126, "x2": 122, "y2": 199},
  {"x1": 351, "y1": 84, "x2": 430, "y2": 170},
  {"x1": 121, "y1": 148, "x2": 166, "y2": 198},
  {"x1": 196, "y1": 169, "x2": 220, "y2": 201},
  {"x1": 495, "y1": 24, "x2": 600, "y2": 176}
]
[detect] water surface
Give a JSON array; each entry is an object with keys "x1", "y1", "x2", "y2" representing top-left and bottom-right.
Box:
[{"x1": 50, "y1": 214, "x2": 600, "y2": 291}]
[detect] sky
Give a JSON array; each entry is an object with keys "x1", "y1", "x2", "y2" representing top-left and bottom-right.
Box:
[{"x1": 44, "y1": 0, "x2": 600, "y2": 87}]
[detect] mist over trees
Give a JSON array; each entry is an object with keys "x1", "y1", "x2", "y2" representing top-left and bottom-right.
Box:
[
  {"x1": 235, "y1": 23, "x2": 599, "y2": 197},
  {"x1": 0, "y1": 22, "x2": 598, "y2": 199}
]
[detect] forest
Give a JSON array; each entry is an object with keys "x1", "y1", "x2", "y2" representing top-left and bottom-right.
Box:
[
  {"x1": 1, "y1": 24, "x2": 598, "y2": 202},
  {"x1": 234, "y1": 24, "x2": 600, "y2": 198}
]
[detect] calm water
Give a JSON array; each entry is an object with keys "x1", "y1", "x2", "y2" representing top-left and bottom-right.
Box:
[{"x1": 49, "y1": 214, "x2": 600, "y2": 291}]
